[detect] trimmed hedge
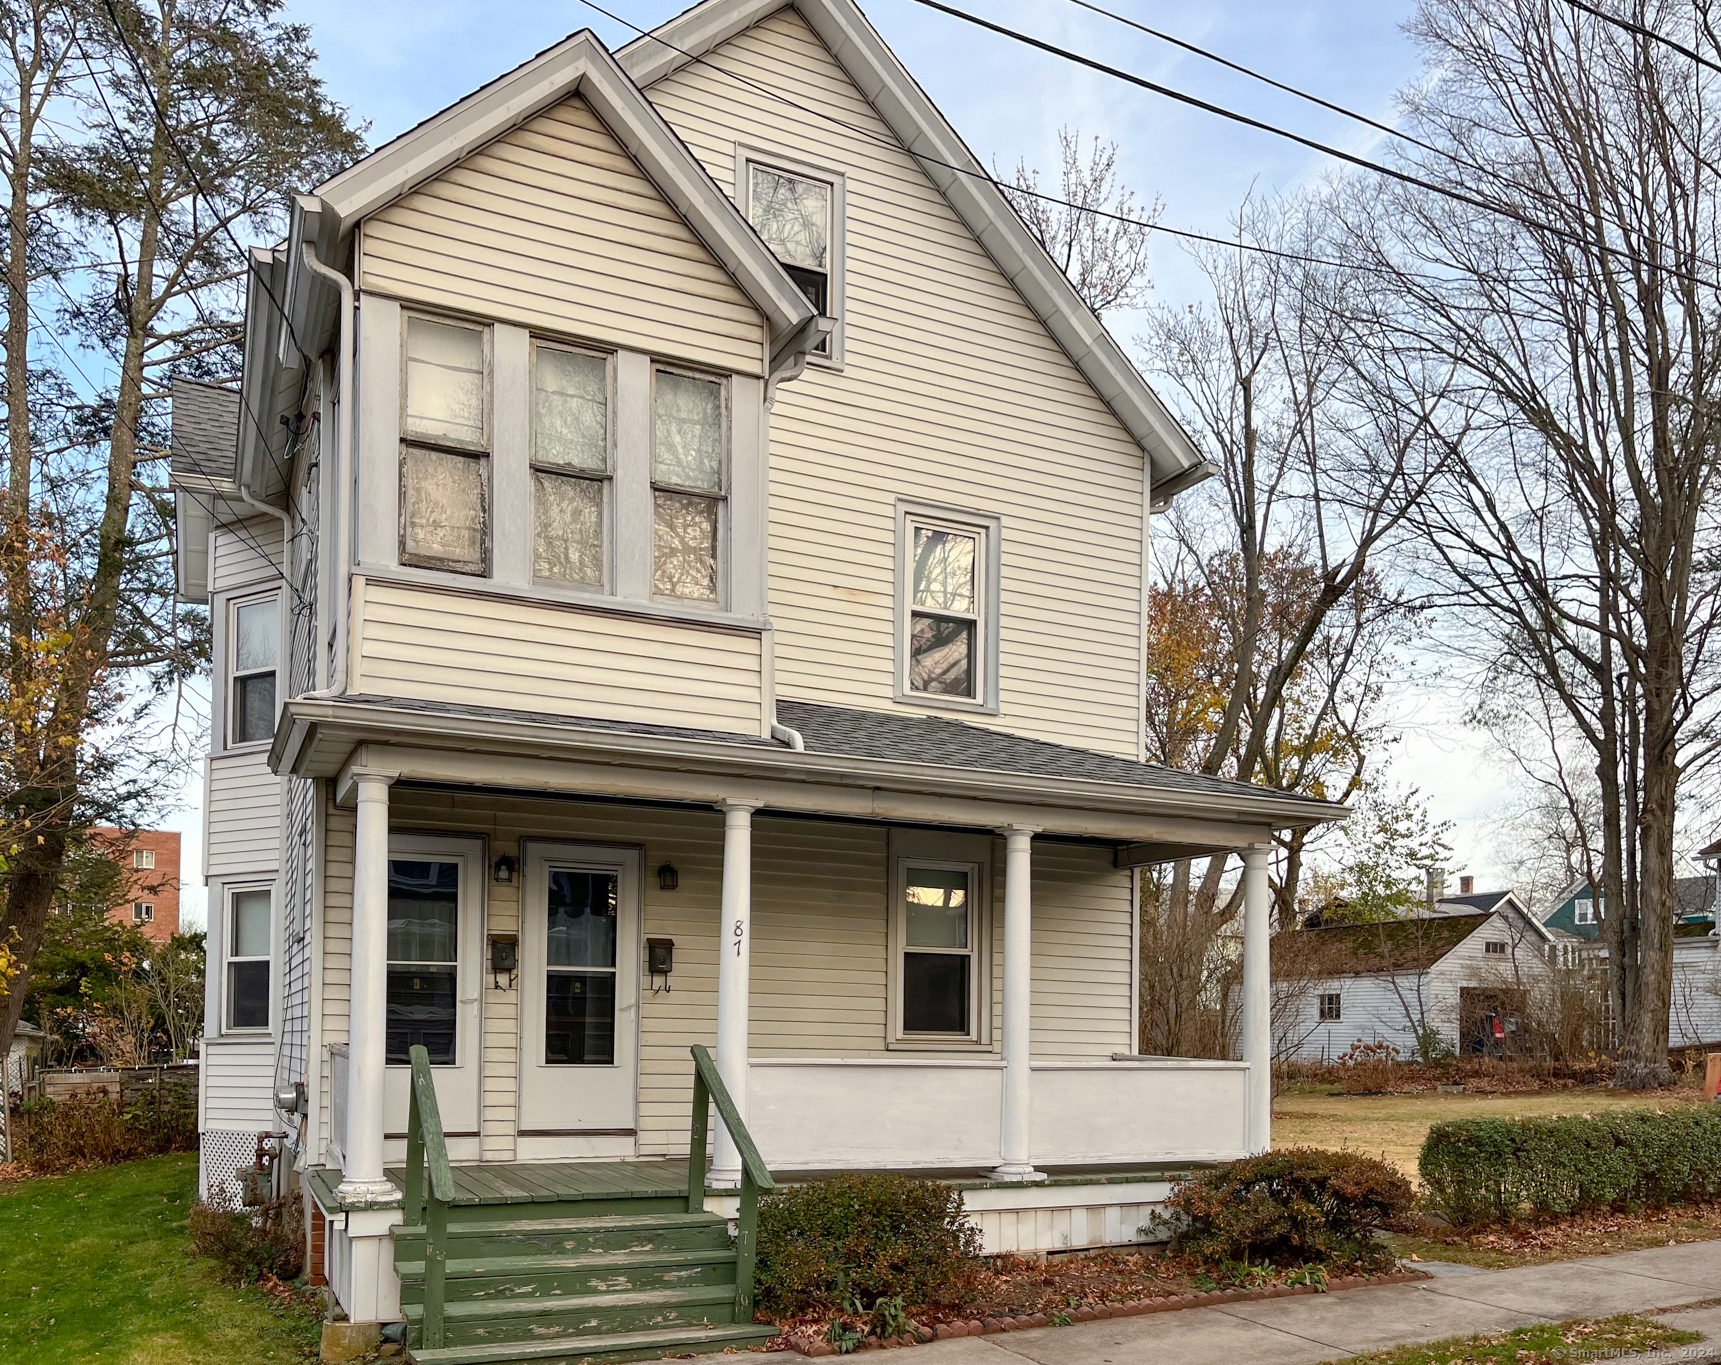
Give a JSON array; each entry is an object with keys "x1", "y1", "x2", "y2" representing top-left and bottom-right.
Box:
[
  {"x1": 1152, "y1": 1148, "x2": 1414, "y2": 1272},
  {"x1": 1420, "y1": 1106, "x2": 1721, "y2": 1227},
  {"x1": 754, "y1": 1173, "x2": 983, "y2": 1317}
]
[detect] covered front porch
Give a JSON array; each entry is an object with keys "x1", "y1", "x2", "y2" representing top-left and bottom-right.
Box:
[{"x1": 275, "y1": 695, "x2": 1338, "y2": 1326}]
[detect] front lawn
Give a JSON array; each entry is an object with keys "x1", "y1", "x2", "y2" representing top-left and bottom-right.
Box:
[
  {"x1": 0, "y1": 1152, "x2": 322, "y2": 1365},
  {"x1": 1322, "y1": 1313, "x2": 1701, "y2": 1365}
]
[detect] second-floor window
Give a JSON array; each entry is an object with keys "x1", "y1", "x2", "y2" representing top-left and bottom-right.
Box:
[
  {"x1": 748, "y1": 162, "x2": 833, "y2": 351},
  {"x1": 402, "y1": 315, "x2": 489, "y2": 575},
  {"x1": 228, "y1": 888, "x2": 271, "y2": 1029},
  {"x1": 652, "y1": 367, "x2": 726, "y2": 604},
  {"x1": 133, "y1": 849, "x2": 155, "y2": 870},
  {"x1": 229, "y1": 595, "x2": 278, "y2": 746},
  {"x1": 900, "y1": 509, "x2": 997, "y2": 707},
  {"x1": 1575, "y1": 897, "x2": 1597, "y2": 925},
  {"x1": 532, "y1": 342, "x2": 611, "y2": 587},
  {"x1": 133, "y1": 902, "x2": 154, "y2": 923}
]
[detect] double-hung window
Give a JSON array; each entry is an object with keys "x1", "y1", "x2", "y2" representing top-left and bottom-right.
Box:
[
  {"x1": 747, "y1": 162, "x2": 835, "y2": 353},
  {"x1": 1319, "y1": 992, "x2": 1341, "y2": 1022},
  {"x1": 652, "y1": 368, "x2": 727, "y2": 604},
  {"x1": 227, "y1": 888, "x2": 271, "y2": 1029},
  {"x1": 401, "y1": 315, "x2": 490, "y2": 575},
  {"x1": 895, "y1": 861, "x2": 982, "y2": 1042},
  {"x1": 386, "y1": 858, "x2": 461, "y2": 1065},
  {"x1": 134, "y1": 849, "x2": 155, "y2": 871},
  {"x1": 1574, "y1": 897, "x2": 1596, "y2": 926},
  {"x1": 229, "y1": 595, "x2": 278, "y2": 746},
  {"x1": 532, "y1": 342, "x2": 611, "y2": 587},
  {"x1": 900, "y1": 509, "x2": 997, "y2": 708}
]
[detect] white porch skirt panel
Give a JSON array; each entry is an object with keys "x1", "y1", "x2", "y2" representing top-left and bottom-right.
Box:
[{"x1": 199, "y1": 1128, "x2": 263, "y2": 1208}]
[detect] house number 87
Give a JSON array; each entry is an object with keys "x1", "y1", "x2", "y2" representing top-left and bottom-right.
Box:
[{"x1": 733, "y1": 920, "x2": 745, "y2": 956}]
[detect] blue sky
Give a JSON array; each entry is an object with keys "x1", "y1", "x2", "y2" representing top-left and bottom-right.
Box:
[{"x1": 169, "y1": 0, "x2": 1527, "y2": 925}]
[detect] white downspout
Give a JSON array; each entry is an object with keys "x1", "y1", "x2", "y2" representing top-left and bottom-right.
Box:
[{"x1": 297, "y1": 242, "x2": 353, "y2": 701}]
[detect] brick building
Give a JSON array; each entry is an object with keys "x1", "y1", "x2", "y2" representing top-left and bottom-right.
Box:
[{"x1": 92, "y1": 828, "x2": 182, "y2": 944}]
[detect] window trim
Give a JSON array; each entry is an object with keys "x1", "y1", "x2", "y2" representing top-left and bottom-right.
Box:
[
  {"x1": 225, "y1": 590, "x2": 281, "y2": 751},
  {"x1": 1574, "y1": 897, "x2": 1596, "y2": 926},
  {"x1": 224, "y1": 883, "x2": 274, "y2": 1033},
  {"x1": 385, "y1": 833, "x2": 485, "y2": 1072},
  {"x1": 885, "y1": 831, "x2": 993, "y2": 1050},
  {"x1": 399, "y1": 311, "x2": 492, "y2": 576},
  {"x1": 1483, "y1": 939, "x2": 1508, "y2": 955},
  {"x1": 133, "y1": 901, "x2": 154, "y2": 924},
  {"x1": 894, "y1": 501, "x2": 1002, "y2": 714},
  {"x1": 134, "y1": 849, "x2": 156, "y2": 871},
  {"x1": 529, "y1": 337, "x2": 615, "y2": 592},
  {"x1": 736, "y1": 145, "x2": 847, "y2": 368},
  {"x1": 649, "y1": 362, "x2": 731, "y2": 609}
]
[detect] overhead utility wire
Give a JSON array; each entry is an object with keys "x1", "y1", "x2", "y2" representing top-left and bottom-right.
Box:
[
  {"x1": 578, "y1": 0, "x2": 1449, "y2": 282},
  {"x1": 904, "y1": 0, "x2": 1721, "y2": 289},
  {"x1": 1554, "y1": 0, "x2": 1721, "y2": 77}
]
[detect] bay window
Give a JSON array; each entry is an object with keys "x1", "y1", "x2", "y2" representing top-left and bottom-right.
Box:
[
  {"x1": 651, "y1": 367, "x2": 726, "y2": 604},
  {"x1": 532, "y1": 342, "x2": 611, "y2": 587},
  {"x1": 227, "y1": 888, "x2": 271, "y2": 1030},
  {"x1": 228, "y1": 594, "x2": 278, "y2": 746},
  {"x1": 401, "y1": 314, "x2": 489, "y2": 574}
]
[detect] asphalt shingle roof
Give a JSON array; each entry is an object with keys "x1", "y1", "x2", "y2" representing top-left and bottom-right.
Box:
[
  {"x1": 170, "y1": 377, "x2": 240, "y2": 486},
  {"x1": 1436, "y1": 890, "x2": 1513, "y2": 914},
  {"x1": 1272, "y1": 913, "x2": 1491, "y2": 977}
]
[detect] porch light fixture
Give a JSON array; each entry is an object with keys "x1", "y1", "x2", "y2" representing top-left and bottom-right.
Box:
[
  {"x1": 492, "y1": 854, "x2": 516, "y2": 885},
  {"x1": 657, "y1": 862, "x2": 679, "y2": 891}
]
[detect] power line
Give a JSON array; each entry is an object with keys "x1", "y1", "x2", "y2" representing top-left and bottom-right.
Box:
[
  {"x1": 1554, "y1": 0, "x2": 1721, "y2": 78},
  {"x1": 582, "y1": 0, "x2": 1454, "y2": 282},
  {"x1": 905, "y1": 0, "x2": 1721, "y2": 289}
]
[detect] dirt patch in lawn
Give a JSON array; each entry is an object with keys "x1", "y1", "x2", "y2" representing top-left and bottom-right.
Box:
[{"x1": 1273, "y1": 1084, "x2": 1704, "y2": 1182}]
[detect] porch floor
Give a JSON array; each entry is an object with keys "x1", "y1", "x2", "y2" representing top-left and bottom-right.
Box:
[{"x1": 307, "y1": 1157, "x2": 1209, "y2": 1212}]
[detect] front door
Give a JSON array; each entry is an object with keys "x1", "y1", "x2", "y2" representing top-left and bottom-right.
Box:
[{"x1": 518, "y1": 842, "x2": 641, "y2": 1145}]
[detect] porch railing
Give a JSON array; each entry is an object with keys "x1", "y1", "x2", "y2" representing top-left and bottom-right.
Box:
[
  {"x1": 687, "y1": 1044, "x2": 775, "y2": 1321},
  {"x1": 402, "y1": 1044, "x2": 454, "y2": 1351}
]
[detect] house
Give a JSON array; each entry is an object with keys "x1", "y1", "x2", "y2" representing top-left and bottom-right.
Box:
[
  {"x1": 89, "y1": 828, "x2": 183, "y2": 944},
  {"x1": 1541, "y1": 874, "x2": 1718, "y2": 942},
  {"x1": 5, "y1": 1018, "x2": 46, "y2": 1096},
  {"x1": 1274, "y1": 893, "x2": 1558, "y2": 1061},
  {"x1": 170, "y1": 0, "x2": 1347, "y2": 1351}
]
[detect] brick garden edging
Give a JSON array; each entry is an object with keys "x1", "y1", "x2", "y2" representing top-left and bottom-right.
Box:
[{"x1": 783, "y1": 1270, "x2": 1435, "y2": 1356}]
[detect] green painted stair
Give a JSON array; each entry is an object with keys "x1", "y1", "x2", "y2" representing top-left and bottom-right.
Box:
[{"x1": 395, "y1": 1207, "x2": 776, "y2": 1365}]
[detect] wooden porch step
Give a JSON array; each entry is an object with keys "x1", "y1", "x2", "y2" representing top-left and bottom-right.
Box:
[
  {"x1": 396, "y1": 1248, "x2": 738, "y2": 1302},
  {"x1": 394, "y1": 1211, "x2": 733, "y2": 1261},
  {"x1": 401, "y1": 1283, "x2": 743, "y2": 1346},
  {"x1": 405, "y1": 1321, "x2": 778, "y2": 1365}
]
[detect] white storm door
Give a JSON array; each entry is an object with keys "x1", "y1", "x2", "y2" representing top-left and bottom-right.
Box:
[
  {"x1": 383, "y1": 835, "x2": 484, "y2": 1142},
  {"x1": 518, "y1": 842, "x2": 641, "y2": 1136}
]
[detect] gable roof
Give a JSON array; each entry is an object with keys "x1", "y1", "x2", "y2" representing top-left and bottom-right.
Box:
[
  {"x1": 616, "y1": 0, "x2": 1208, "y2": 498},
  {"x1": 1273, "y1": 913, "x2": 1492, "y2": 978},
  {"x1": 1436, "y1": 890, "x2": 1513, "y2": 914}
]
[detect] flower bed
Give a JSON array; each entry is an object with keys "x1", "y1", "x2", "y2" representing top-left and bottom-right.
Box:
[{"x1": 778, "y1": 1266, "x2": 1432, "y2": 1355}]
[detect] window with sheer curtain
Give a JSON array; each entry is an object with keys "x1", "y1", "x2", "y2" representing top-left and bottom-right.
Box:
[
  {"x1": 532, "y1": 342, "x2": 610, "y2": 587},
  {"x1": 401, "y1": 315, "x2": 489, "y2": 574},
  {"x1": 651, "y1": 367, "x2": 727, "y2": 604}
]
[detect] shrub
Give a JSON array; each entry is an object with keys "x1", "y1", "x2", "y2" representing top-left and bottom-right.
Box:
[
  {"x1": 755, "y1": 1173, "x2": 983, "y2": 1317},
  {"x1": 1334, "y1": 1040, "x2": 1401, "y2": 1095},
  {"x1": 12, "y1": 1087, "x2": 197, "y2": 1173},
  {"x1": 188, "y1": 1191, "x2": 306, "y2": 1286},
  {"x1": 1152, "y1": 1148, "x2": 1414, "y2": 1272},
  {"x1": 1421, "y1": 1106, "x2": 1721, "y2": 1227}
]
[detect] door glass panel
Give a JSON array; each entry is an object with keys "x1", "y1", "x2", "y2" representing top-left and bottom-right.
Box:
[
  {"x1": 387, "y1": 859, "x2": 460, "y2": 1065},
  {"x1": 544, "y1": 869, "x2": 618, "y2": 1066}
]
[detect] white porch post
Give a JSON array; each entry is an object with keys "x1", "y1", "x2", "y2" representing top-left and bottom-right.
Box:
[
  {"x1": 993, "y1": 825, "x2": 1043, "y2": 1182},
  {"x1": 337, "y1": 768, "x2": 397, "y2": 1202},
  {"x1": 710, "y1": 799, "x2": 761, "y2": 1187},
  {"x1": 1241, "y1": 842, "x2": 1273, "y2": 1155}
]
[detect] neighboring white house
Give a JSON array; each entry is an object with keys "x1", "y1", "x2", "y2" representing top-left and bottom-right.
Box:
[
  {"x1": 170, "y1": 0, "x2": 1347, "y2": 1348},
  {"x1": 1274, "y1": 892, "x2": 1559, "y2": 1061}
]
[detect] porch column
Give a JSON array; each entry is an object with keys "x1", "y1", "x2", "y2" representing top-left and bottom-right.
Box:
[
  {"x1": 1241, "y1": 842, "x2": 1273, "y2": 1155},
  {"x1": 710, "y1": 799, "x2": 762, "y2": 1187},
  {"x1": 337, "y1": 768, "x2": 397, "y2": 1202},
  {"x1": 993, "y1": 824, "x2": 1043, "y2": 1182}
]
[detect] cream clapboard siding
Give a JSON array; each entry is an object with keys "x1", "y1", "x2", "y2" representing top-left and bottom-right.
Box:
[
  {"x1": 207, "y1": 753, "x2": 280, "y2": 876},
  {"x1": 317, "y1": 800, "x2": 354, "y2": 1164},
  {"x1": 647, "y1": 12, "x2": 1148, "y2": 758},
  {"x1": 211, "y1": 518, "x2": 284, "y2": 590},
  {"x1": 202, "y1": 1037, "x2": 277, "y2": 1127},
  {"x1": 359, "y1": 95, "x2": 765, "y2": 376},
  {"x1": 326, "y1": 789, "x2": 1134, "y2": 1158},
  {"x1": 354, "y1": 578, "x2": 767, "y2": 734}
]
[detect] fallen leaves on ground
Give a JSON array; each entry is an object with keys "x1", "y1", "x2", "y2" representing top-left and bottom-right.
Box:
[
  {"x1": 1328, "y1": 1313, "x2": 1701, "y2": 1365},
  {"x1": 1392, "y1": 1200, "x2": 1721, "y2": 1268}
]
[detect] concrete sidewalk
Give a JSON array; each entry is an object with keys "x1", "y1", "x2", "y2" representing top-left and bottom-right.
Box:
[{"x1": 784, "y1": 1242, "x2": 1721, "y2": 1365}]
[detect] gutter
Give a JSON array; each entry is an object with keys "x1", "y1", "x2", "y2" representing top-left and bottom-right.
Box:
[{"x1": 296, "y1": 238, "x2": 354, "y2": 701}]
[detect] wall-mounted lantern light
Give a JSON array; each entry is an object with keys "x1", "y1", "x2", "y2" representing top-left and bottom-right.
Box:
[
  {"x1": 493, "y1": 853, "x2": 516, "y2": 885},
  {"x1": 657, "y1": 862, "x2": 679, "y2": 892}
]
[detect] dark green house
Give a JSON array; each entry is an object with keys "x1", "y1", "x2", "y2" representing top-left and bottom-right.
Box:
[{"x1": 1541, "y1": 875, "x2": 1717, "y2": 942}]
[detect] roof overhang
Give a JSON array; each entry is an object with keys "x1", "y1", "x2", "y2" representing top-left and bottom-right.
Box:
[
  {"x1": 272, "y1": 695, "x2": 1339, "y2": 844},
  {"x1": 618, "y1": 0, "x2": 1211, "y2": 499}
]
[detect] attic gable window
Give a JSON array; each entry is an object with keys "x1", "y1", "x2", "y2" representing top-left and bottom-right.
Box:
[
  {"x1": 401, "y1": 315, "x2": 489, "y2": 575},
  {"x1": 744, "y1": 154, "x2": 843, "y2": 362}
]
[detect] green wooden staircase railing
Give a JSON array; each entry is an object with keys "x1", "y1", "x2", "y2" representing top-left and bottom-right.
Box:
[{"x1": 396, "y1": 1042, "x2": 777, "y2": 1364}]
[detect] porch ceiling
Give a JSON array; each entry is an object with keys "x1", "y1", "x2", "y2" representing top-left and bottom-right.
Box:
[{"x1": 274, "y1": 693, "x2": 1342, "y2": 846}]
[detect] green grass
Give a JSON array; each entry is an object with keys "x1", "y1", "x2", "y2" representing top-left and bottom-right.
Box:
[
  {"x1": 1323, "y1": 1313, "x2": 1702, "y2": 1365},
  {"x1": 0, "y1": 1152, "x2": 323, "y2": 1365}
]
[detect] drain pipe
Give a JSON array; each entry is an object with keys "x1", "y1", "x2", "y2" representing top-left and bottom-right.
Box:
[
  {"x1": 297, "y1": 242, "x2": 353, "y2": 700},
  {"x1": 769, "y1": 720, "x2": 804, "y2": 751}
]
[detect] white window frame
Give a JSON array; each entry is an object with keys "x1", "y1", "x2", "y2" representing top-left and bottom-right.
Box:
[
  {"x1": 133, "y1": 902, "x2": 154, "y2": 924},
  {"x1": 895, "y1": 502, "x2": 1002, "y2": 714},
  {"x1": 885, "y1": 831, "x2": 993, "y2": 1050},
  {"x1": 1574, "y1": 897, "x2": 1596, "y2": 926},
  {"x1": 1484, "y1": 939, "x2": 1508, "y2": 955},
  {"x1": 226, "y1": 590, "x2": 281, "y2": 751},
  {"x1": 134, "y1": 849, "x2": 156, "y2": 871},
  {"x1": 1319, "y1": 992, "x2": 1341, "y2": 1022},
  {"x1": 737, "y1": 145, "x2": 846, "y2": 367},
  {"x1": 225, "y1": 883, "x2": 273, "y2": 1033},
  {"x1": 649, "y1": 362, "x2": 731, "y2": 609},
  {"x1": 399, "y1": 311, "x2": 492, "y2": 576}
]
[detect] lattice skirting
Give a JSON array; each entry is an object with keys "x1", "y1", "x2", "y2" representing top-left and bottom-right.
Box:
[{"x1": 200, "y1": 1129, "x2": 263, "y2": 1208}]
